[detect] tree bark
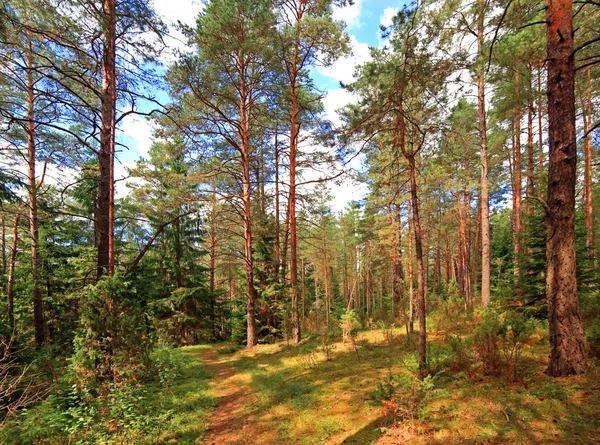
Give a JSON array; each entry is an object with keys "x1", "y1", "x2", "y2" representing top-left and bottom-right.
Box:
[
  {"x1": 477, "y1": 1, "x2": 491, "y2": 307},
  {"x1": 26, "y1": 38, "x2": 44, "y2": 345},
  {"x1": 407, "y1": 154, "x2": 427, "y2": 375},
  {"x1": 97, "y1": 0, "x2": 117, "y2": 280},
  {"x1": 545, "y1": 0, "x2": 586, "y2": 376}
]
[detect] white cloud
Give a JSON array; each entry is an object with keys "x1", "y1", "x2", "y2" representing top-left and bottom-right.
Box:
[
  {"x1": 380, "y1": 7, "x2": 398, "y2": 29},
  {"x1": 322, "y1": 87, "x2": 357, "y2": 128},
  {"x1": 118, "y1": 115, "x2": 154, "y2": 160},
  {"x1": 153, "y1": 0, "x2": 204, "y2": 63},
  {"x1": 316, "y1": 35, "x2": 372, "y2": 86},
  {"x1": 332, "y1": 0, "x2": 362, "y2": 28}
]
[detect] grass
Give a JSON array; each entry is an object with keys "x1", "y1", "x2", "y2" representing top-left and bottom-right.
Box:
[
  {"x1": 197, "y1": 327, "x2": 600, "y2": 445},
  {"x1": 4, "y1": 326, "x2": 599, "y2": 444}
]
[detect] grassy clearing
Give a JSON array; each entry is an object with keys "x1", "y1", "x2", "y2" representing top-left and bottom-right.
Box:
[{"x1": 202, "y1": 328, "x2": 600, "y2": 445}]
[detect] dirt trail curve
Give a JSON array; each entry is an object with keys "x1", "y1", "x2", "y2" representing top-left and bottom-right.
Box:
[{"x1": 197, "y1": 348, "x2": 274, "y2": 445}]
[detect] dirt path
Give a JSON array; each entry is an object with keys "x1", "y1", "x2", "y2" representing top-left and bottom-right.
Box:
[{"x1": 198, "y1": 348, "x2": 274, "y2": 445}]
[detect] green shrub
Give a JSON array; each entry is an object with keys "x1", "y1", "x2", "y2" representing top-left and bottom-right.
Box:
[
  {"x1": 369, "y1": 371, "x2": 437, "y2": 423},
  {"x1": 472, "y1": 308, "x2": 535, "y2": 382}
]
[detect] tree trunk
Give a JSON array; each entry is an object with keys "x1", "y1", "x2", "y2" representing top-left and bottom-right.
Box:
[
  {"x1": 583, "y1": 67, "x2": 594, "y2": 254},
  {"x1": 97, "y1": 0, "x2": 117, "y2": 280},
  {"x1": 239, "y1": 67, "x2": 257, "y2": 348},
  {"x1": 289, "y1": 30, "x2": 301, "y2": 343},
  {"x1": 526, "y1": 79, "x2": 535, "y2": 217},
  {"x1": 7, "y1": 203, "x2": 27, "y2": 334},
  {"x1": 274, "y1": 132, "x2": 281, "y2": 282},
  {"x1": 477, "y1": 1, "x2": 491, "y2": 307},
  {"x1": 513, "y1": 68, "x2": 523, "y2": 281},
  {"x1": 26, "y1": 39, "x2": 44, "y2": 345},
  {"x1": 537, "y1": 65, "x2": 545, "y2": 198},
  {"x1": 545, "y1": 0, "x2": 586, "y2": 376},
  {"x1": 407, "y1": 155, "x2": 427, "y2": 375}
]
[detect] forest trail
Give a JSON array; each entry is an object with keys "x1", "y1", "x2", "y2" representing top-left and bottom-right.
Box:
[{"x1": 198, "y1": 347, "x2": 275, "y2": 444}]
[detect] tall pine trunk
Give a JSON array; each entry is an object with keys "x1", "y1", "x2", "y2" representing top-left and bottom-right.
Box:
[
  {"x1": 26, "y1": 37, "x2": 44, "y2": 345},
  {"x1": 545, "y1": 0, "x2": 586, "y2": 376},
  {"x1": 97, "y1": 0, "x2": 116, "y2": 280},
  {"x1": 477, "y1": 1, "x2": 491, "y2": 307}
]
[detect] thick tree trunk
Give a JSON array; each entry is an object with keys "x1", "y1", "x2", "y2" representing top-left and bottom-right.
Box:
[
  {"x1": 545, "y1": 0, "x2": 586, "y2": 376},
  {"x1": 477, "y1": 3, "x2": 491, "y2": 307},
  {"x1": 26, "y1": 40, "x2": 44, "y2": 345},
  {"x1": 97, "y1": 0, "x2": 116, "y2": 280}
]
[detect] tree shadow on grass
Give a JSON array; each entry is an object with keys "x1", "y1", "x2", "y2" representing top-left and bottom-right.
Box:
[{"x1": 340, "y1": 415, "x2": 391, "y2": 444}]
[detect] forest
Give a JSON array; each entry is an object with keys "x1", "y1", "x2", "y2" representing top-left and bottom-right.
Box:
[{"x1": 0, "y1": 0, "x2": 599, "y2": 443}]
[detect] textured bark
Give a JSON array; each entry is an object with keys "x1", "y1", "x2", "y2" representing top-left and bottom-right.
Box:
[
  {"x1": 477, "y1": 2, "x2": 491, "y2": 307},
  {"x1": 545, "y1": 0, "x2": 586, "y2": 376},
  {"x1": 26, "y1": 40, "x2": 44, "y2": 345},
  {"x1": 97, "y1": 0, "x2": 116, "y2": 280}
]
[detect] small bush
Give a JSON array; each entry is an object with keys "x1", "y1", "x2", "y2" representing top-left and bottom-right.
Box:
[
  {"x1": 473, "y1": 308, "x2": 535, "y2": 382},
  {"x1": 149, "y1": 347, "x2": 188, "y2": 389},
  {"x1": 369, "y1": 371, "x2": 437, "y2": 423},
  {"x1": 340, "y1": 310, "x2": 360, "y2": 344}
]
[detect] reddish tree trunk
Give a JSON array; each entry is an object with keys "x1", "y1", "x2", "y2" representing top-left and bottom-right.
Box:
[
  {"x1": 545, "y1": 0, "x2": 586, "y2": 376},
  {"x1": 97, "y1": 0, "x2": 116, "y2": 280},
  {"x1": 26, "y1": 39, "x2": 44, "y2": 345},
  {"x1": 583, "y1": 67, "x2": 594, "y2": 254}
]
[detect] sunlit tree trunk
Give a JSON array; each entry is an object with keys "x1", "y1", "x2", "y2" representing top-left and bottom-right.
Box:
[{"x1": 545, "y1": 0, "x2": 586, "y2": 376}]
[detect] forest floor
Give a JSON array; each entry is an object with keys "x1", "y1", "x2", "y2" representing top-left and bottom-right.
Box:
[{"x1": 188, "y1": 326, "x2": 600, "y2": 445}]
